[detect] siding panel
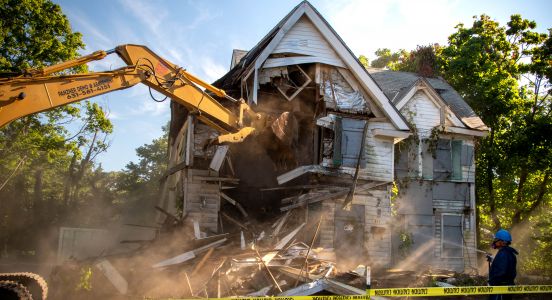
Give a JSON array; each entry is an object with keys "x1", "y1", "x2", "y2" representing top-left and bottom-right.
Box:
[{"x1": 272, "y1": 16, "x2": 344, "y2": 66}]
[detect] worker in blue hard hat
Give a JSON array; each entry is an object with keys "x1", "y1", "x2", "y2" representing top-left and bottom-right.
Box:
[{"x1": 488, "y1": 229, "x2": 518, "y2": 300}]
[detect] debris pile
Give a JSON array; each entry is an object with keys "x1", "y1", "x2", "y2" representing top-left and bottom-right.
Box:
[{"x1": 50, "y1": 203, "x2": 368, "y2": 299}]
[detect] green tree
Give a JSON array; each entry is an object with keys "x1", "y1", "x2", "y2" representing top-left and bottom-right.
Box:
[
  {"x1": 369, "y1": 46, "x2": 439, "y2": 77},
  {"x1": 0, "y1": 0, "x2": 114, "y2": 256},
  {"x1": 0, "y1": 0, "x2": 85, "y2": 72},
  {"x1": 116, "y1": 127, "x2": 168, "y2": 223},
  {"x1": 358, "y1": 55, "x2": 369, "y2": 68},
  {"x1": 439, "y1": 15, "x2": 551, "y2": 276},
  {"x1": 371, "y1": 48, "x2": 410, "y2": 70}
]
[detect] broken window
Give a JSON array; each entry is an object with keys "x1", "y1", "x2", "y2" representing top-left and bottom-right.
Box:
[
  {"x1": 317, "y1": 114, "x2": 366, "y2": 169},
  {"x1": 441, "y1": 214, "x2": 463, "y2": 258},
  {"x1": 264, "y1": 65, "x2": 312, "y2": 101}
]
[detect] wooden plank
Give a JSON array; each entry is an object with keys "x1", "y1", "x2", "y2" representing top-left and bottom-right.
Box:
[
  {"x1": 220, "y1": 192, "x2": 248, "y2": 218},
  {"x1": 185, "y1": 115, "x2": 194, "y2": 166},
  {"x1": 193, "y1": 220, "x2": 201, "y2": 239},
  {"x1": 193, "y1": 176, "x2": 239, "y2": 183},
  {"x1": 191, "y1": 247, "x2": 214, "y2": 276},
  {"x1": 272, "y1": 209, "x2": 291, "y2": 237},
  {"x1": 263, "y1": 56, "x2": 345, "y2": 69},
  {"x1": 152, "y1": 238, "x2": 227, "y2": 268},
  {"x1": 220, "y1": 211, "x2": 248, "y2": 231},
  {"x1": 280, "y1": 189, "x2": 349, "y2": 211},
  {"x1": 262, "y1": 223, "x2": 305, "y2": 264},
  {"x1": 95, "y1": 259, "x2": 128, "y2": 295},
  {"x1": 209, "y1": 145, "x2": 229, "y2": 172},
  {"x1": 278, "y1": 280, "x2": 326, "y2": 296}
]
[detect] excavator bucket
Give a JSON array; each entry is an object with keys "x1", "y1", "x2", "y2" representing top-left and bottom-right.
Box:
[{"x1": 270, "y1": 111, "x2": 298, "y2": 147}]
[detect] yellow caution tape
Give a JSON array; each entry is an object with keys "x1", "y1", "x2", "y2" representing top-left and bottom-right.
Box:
[
  {"x1": 151, "y1": 285, "x2": 552, "y2": 300},
  {"x1": 368, "y1": 285, "x2": 552, "y2": 297}
]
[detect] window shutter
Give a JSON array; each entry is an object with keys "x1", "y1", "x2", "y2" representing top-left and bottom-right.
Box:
[{"x1": 452, "y1": 140, "x2": 462, "y2": 180}]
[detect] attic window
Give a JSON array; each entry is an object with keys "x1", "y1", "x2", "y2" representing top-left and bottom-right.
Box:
[{"x1": 273, "y1": 65, "x2": 312, "y2": 101}]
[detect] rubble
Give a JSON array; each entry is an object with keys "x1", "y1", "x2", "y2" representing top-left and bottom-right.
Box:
[{"x1": 50, "y1": 195, "x2": 372, "y2": 298}]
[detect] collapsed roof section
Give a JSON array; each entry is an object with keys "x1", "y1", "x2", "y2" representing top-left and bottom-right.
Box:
[{"x1": 213, "y1": 0, "x2": 409, "y2": 132}]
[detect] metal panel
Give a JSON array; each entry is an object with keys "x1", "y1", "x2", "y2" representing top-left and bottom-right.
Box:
[
  {"x1": 455, "y1": 183, "x2": 469, "y2": 202},
  {"x1": 451, "y1": 140, "x2": 462, "y2": 180},
  {"x1": 433, "y1": 182, "x2": 455, "y2": 200},
  {"x1": 57, "y1": 227, "x2": 112, "y2": 264},
  {"x1": 422, "y1": 141, "x2": 433, "y2": 179},
  {"x1": 397, "y1": 182, "x2": 433, "y2": 215},
  {"x1": 461, "y1": 144, "x2": 474, "y2": 166},
  {"x1": 335, "y1": 204, "x2": 365, "y2": 265},
  {"x1": 333, "y1": 116, "x2": 343, "y2": 166},
  {"x1": 433, "y1": 182, "x2": 469, "y2": 203},
  {"x1": 441, "y1": 214, "x2": 463, "y2": 258},
  {"x1": 209, "y1": 145, "x2": 229, "y2": 171},
  {"x1": 340, "y1": 118, "x2": 366, "y2": 168},
  {"x1": 394, "y1": 142, "x2": 409, "y2": 179}
]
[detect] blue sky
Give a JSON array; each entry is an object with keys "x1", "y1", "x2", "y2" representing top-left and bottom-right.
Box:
[{"x1": 53, "y1": 0, "x2": 552, "y2": 171}]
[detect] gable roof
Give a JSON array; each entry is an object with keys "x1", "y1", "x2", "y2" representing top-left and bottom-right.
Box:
[
  {"x1": 213, "y1": 1, "x2": 409, "y2": 131},
  {"x1": 368, "y1": 68, "x2": 488, "y2": 131}
]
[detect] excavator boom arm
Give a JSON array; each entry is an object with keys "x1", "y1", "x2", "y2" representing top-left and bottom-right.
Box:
[
  {"x1": 0, "y1": 68, "x2": 143, "y2": 126},
  {"x1": 0, "y1": 44, "x2": 262, "y2": 143}
]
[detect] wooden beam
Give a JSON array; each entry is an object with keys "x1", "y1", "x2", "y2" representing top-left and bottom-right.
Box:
[
  {"x1": 152, "y1": 238, "x2": 227, "y2": 268},
  {"x1": 280, "y1": 189, "x2": 349, "y2": 211},
  {"x1": 191, "y1": 247, "x2": 215, "y2": 276}
]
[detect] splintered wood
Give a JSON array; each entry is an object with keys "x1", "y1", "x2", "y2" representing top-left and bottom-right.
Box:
[{"x1": 81, "y1": 183, "x2": 370, "y2": 298}]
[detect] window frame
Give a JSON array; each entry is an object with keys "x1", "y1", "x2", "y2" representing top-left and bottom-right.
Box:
[{"x1": 440, "y1": 213, "x2": 464, "y2": 258}]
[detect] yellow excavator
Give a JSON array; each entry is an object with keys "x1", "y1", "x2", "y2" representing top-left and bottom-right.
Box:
[
  {"x1": 0, "y1": 44, "x2": 269, "y2": 143},
  {"x1": 0, "y1": 45, "x2": 284, "y2": 300}
]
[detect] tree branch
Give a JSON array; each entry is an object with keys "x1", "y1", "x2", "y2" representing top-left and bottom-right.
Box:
[{"x1": 0, "y1": 156, "x2": 27, "y2": 192}]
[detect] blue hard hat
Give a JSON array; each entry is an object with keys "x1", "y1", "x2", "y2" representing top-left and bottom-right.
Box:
[{"x1": 494, "y1": 229, "x2": 512, "y2": 242}]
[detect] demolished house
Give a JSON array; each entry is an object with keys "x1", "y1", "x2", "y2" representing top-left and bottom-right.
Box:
[
  {"x1": 53, "y1": 1, "x2": 489, "y2": 297},
  {"x1": 161, "y1": 0, "x2": 487, "y2": 274}
]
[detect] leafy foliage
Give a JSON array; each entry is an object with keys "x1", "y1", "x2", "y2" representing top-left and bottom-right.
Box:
[
  {"x1": 0, "y1": 0, "x2": 115, "y2": 257},
  {"x1": 439, "y1": 14, "x2": 551, "y2": 277},
  {"x1": 117, "y1": 127, "x2": 168, "y2": 209},
  {"x1": 368, "y1": 14, "x2": 551, "y2": 278},
  {"x1": 358, "y1": 55, "x2": 369, "y2": 68},
  {"x1": 0, "y1": 0, "x2": 85, "y2": 72}
]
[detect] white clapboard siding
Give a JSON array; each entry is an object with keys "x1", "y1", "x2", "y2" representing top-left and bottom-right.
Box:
[
  {"x1": 263, "y1": 56, "x2": 345, "y2": 68},
  {"x1": 363, "y1": 187, "x2": 393, "y2": 267},
  {"x1": 271, "y1": 16, "x2": 344, "y2": 67},
  {"x1": 401, "y1": 91, "x2": 442, "y2": 138},
  {"x1": 357, "y1": 121, "x2": 395, "y2": 181},
  {"x1": 183, "y1": 169, "x2": 221, "y2": 233},
  {"x1": 319, "y1": 200, "x2": 336, "y2": 248}
]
